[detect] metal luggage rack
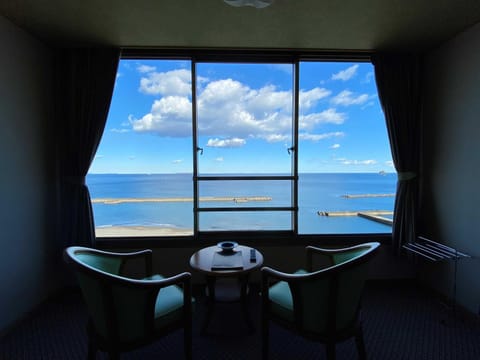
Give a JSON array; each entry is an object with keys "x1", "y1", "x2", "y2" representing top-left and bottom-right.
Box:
[
  {"x1": 403, "y1": 236, "x2": 470, "y2": 262},
  {"x1": 403, "y1": 236, "x2": 471, "y2": 318}
]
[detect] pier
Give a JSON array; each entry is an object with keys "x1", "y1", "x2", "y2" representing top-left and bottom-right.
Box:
[
  {"x1": 317, "y1": 210, "x2": 393, "y2": 217},
  {"x1": 358, "y1": 212, "x2": 393, "y2": 225},
  {"x1": 317, "y1": 210, "x2": 393, "y2": 226},
  {"x1": 341, "y1": 193, "x2": 395, "y2": 199},
  {"x1": 92, "y1": 196, "x2": 272, "y2": 204}
]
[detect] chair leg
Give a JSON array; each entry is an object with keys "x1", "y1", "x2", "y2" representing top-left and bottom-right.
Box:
[
  {"x1": 108, "y1": 352, "x2": 120, "y2": 360},
  {"x1": 86, "y1": 324, "x2": 96, "y2": 360},
  {"x1": 261, "y1": 273, "x2": 270, "y2": 360},
  {"x1": 87, "y1": 339, "x2": 96, "y2": 360},
  {"x1": 326, "y1": 342, "x2": 336, "y2": 360},
  {"x1": 184, "y1": 320, "x2": 193, "y2": 360},
  {"x1": 261, "y1": 319, "x2": 269, "y2": 360},
  {"x1": 355, "y1": 326, "x2": 367, "y2": 360}
]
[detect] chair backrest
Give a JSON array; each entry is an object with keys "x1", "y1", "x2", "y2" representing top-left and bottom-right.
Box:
[
  {"x1": 294, "y1": 242, "x2": 379, "y2": 337},
  {"x1": 63, "y1": 246, "x2": 156, "y2": 345}
]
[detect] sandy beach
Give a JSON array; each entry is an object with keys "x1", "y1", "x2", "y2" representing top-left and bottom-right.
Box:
[{"x1": 95, "y1": 226, "x2": 193, "y2": 237}]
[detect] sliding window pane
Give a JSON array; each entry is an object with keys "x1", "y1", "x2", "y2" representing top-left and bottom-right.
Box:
[
  {"x1": 88, "y1": 59, "x2": 194, "y2": 237},
  {"x1": 297, "y1": 61, "x2": 395, "y2": 234},
  {"x1": 195, "y1": 63, "x2": 294, "y2": 176}
]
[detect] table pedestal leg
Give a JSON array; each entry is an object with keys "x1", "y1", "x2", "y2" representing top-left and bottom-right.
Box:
[{"x1": 201, "y1": 274, "x2": 255, "y2": 334}]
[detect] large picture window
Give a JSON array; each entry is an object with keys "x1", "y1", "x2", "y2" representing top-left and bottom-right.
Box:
[{"x1": 88, "y1": 55, "x2": 395, "y2": 238}]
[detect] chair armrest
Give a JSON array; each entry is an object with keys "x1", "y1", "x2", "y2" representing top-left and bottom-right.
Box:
[
  {"x1": 145, "y1": 272, "x2": 191, "y2": 289},
  {"x1": 135, "y1": 272, "x2": 193, "y2": 322},
  {"x1": 261, "y1": 266, "x2": 319, "y2": 325},
  {"x1": 102, "y1": 271, "x2": 192, "y2": 339},
  {"x1": 261, "y1": 266, "x2": 315, "y2": 295},
  {"x1": 261, "y1": 266, "x2": 308, "y2": 282},
  {"x1": 112, "y1": 271, "x2": 192, "y2": 290}
]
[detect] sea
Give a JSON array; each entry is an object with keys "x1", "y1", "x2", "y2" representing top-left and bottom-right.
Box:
[{"x1": 86, "y1": 173, "x2": 397, "y2": 234}]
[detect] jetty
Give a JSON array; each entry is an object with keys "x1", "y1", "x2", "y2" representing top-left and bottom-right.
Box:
[
  {"x1": 342, "y1": 193, "x2": 395, "y2": 199},
  {"x1": 358, "y1": 212, "x2": 393, "y2": 225},
  {"x1": 317, "y1": 210, "x2": 393, "y2": 217},
  {"x1": 317, "y1": 210, "x2": 393, "y2": 226},
  {"x1": 92, "y1": 196, "x2": 272, "y2": 205}
]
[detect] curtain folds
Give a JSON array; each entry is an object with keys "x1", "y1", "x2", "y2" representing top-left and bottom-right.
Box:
[
  {"x1": 55, "y1": 48, "x2": 120, "y2": 249},
  {"x1": 372, "y1": 53, "x2": 423, "y2": 254}
]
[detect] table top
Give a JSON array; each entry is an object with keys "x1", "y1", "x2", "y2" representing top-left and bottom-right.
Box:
[{"x1": 189, "y1": 245, "x2": 263, "y2": 276}]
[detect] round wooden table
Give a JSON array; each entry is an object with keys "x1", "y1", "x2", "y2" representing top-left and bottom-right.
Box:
[{"x1": 189, "y1": 245, "x2": 263, "y2": 333}]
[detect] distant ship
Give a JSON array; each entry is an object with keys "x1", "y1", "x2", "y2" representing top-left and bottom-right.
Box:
[{"x1": 379, "y1": 170, "x2": 387, "y2": 176}]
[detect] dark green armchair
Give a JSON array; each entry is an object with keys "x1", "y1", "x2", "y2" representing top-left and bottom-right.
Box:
[
  {"x1": 63, "y1": 246, "x2": 193, "y2": 360},
  {"x1": 261, "y1": 242, "x2": 380, "y2": 360}
]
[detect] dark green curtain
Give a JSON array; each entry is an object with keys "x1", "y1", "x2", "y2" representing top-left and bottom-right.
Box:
[
  {"x1": 372, "y1": 54, "x2": 423, "y2": 254},
  {"x1": 55, "y1": 48, "x2": 120, "y2": 249}
]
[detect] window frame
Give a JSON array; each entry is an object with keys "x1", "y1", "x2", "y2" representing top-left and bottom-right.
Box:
[{"x1": 95, "y1": 48, "x2": 392, "y2": 248}]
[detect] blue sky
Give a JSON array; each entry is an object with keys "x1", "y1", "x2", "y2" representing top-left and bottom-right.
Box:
[{"x1": 89, "y1": 60, "x2": 393, "y2": 174}]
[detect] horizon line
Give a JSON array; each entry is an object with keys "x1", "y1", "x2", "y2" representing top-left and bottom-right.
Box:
[{"x1": 88, "y1": 171, "x2": 396, "y2": 175}]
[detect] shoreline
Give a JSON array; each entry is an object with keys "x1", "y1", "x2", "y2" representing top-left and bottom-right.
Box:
[{"x1": 95, "y1": 226, "x2": 193, "y2": 237}]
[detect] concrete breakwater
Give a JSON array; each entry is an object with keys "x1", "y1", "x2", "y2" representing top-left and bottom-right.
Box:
[
  {"x1": 92, "y1": 196, "x2": 272, "y2": 205},
  {"x1": 317, "y1": 210, "x2": 393, "y2": 216},
  {"x1": 317, "y1": 210, "x2": 393, "y2": 226},
  {"x1": 342, "y1": 193, "x2": 395, "y2": 198}
]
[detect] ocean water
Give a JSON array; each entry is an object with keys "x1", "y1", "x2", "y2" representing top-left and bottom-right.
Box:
[{"x1": 86, "y1": 173, "x2": 396, "y2": 234}]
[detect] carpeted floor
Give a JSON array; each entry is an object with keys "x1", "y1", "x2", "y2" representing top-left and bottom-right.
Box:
[{"x1": 1, "y1": 281, "x2": 480, "y2": 360}]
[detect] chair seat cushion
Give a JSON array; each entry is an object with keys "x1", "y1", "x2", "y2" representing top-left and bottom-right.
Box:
[
  {"x1": 144, "y1": 274, "x2": 192, "y2": 329},
  {"x1": 268, "y1": 269, "x2": 307, "y2": 322}
]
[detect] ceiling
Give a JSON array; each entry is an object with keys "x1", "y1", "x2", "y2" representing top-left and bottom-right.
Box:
[{"x1": 1, "y1": 0, "x2": 480, "y2": 52}]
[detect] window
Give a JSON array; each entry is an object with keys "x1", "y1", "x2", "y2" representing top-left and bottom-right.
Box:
[{"x1": 88, "y1": 54, "x2": 395, "y2": 239}]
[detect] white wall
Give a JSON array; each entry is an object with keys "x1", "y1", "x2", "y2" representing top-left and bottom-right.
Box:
[
  {"x1": 0, "y1": 15, "x2": 57, "y2": 332},
  {"x1": 421, "y1": 22, "x2": 480, "y2": 313}
]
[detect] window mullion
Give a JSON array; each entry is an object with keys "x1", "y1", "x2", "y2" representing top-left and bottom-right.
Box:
[
  {"x1": 292, "y1": 61, "x2": 300, "y2": 233},
  {"x1": 192, "y1": 60, "x2": 199, "y2": 236}
]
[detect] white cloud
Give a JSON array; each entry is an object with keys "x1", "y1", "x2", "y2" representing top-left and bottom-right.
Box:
[
  {"x1": 172, "y1": 159, "x2": 183, "y2": 164},
  {"x1": 331, "y1": 90, "x2": 369, "y2": 106},
  {"x1": 132, "y1": 74, "x2": 344, "y2": 142},
  {"x1": 385, "y1": 160, "x2": 395, "y2": 168},
  {"x1": 260, "y1": 134, "x2": 290, "y2": 143},
  {"x1": 110, "y1": 128, "x2": 130, "y2": 133},
  {"x1": 129, "y1": 96, "x2": 192, "y2": 137},
  {"x1": 94, "y1": 155, "x2": 104, "y2": 159},
  {"x1": 299, "y1": 88, "x2": 331, "y2": 110},
  {"x1": 206, "y1": 138, "x2": 246, "y2": 148},
  {"x1": 364, "y1": 71, "x2": 374, "y2": 83},
  {"x1": 139, "y1": 69, "x2": 192, "y2": 96},
  {"x1": 137, "y1": 64, "x2": 156, "y2": 73},
  {"x1": 299, "y1": 108, "x2": 346, "y2": 130},
  {"x1": 332, "y1": 65, "x2": 359, "y2": 81},
  {"x1": 270, "y1": 64, "x2": 293, "y2": 74},
  {"x1": 340, "y1": 159, "x2": 377, "y2": 165},
  {"x1": 196, "y1": 79, "x2": 293, "y2": 139},
  {"x1": 330, "y1": 143, "x2": 341, "y2": 149},
  {"x1": 215, "y1": 157, "x2": 224, "y2": 162},
  {"x1": 299, "y1": 132, "x2": 344, "y2": 141}
]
